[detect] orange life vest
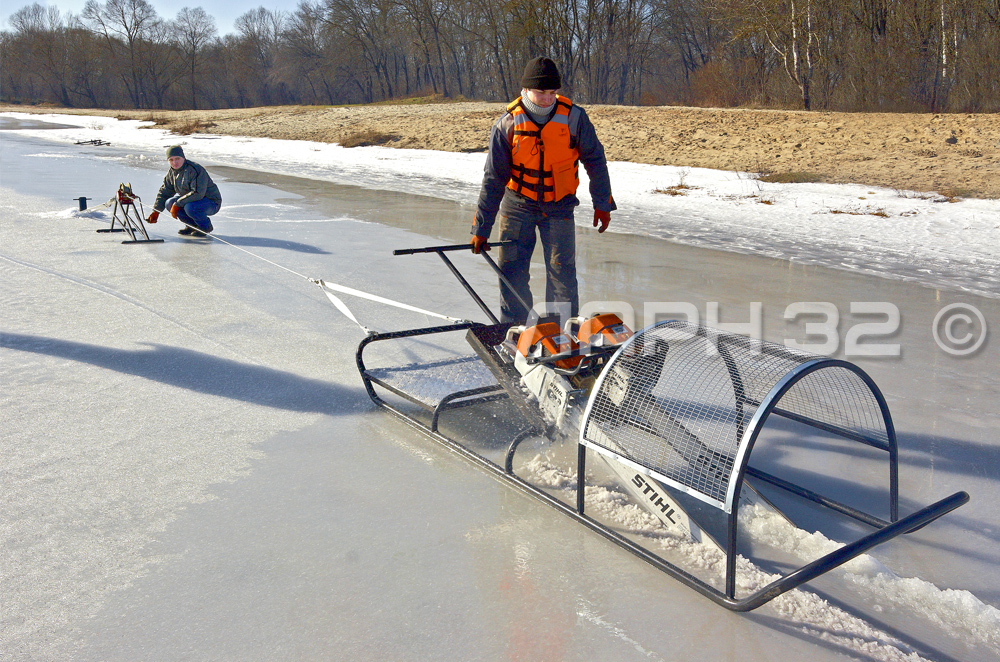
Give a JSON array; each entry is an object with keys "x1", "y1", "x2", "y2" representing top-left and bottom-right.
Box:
[{"x1": 506, "y1": 95, "x2": 580, "y2": 203}]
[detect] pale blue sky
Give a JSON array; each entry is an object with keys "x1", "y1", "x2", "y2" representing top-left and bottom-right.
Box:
[{"x1": 1, "y1": 0, "x2": 303, "y2": 37}]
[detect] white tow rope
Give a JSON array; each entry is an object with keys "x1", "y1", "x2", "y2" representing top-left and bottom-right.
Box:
[
  {"x1": 134, "y1": 220, "x2": 462, "y2": 334},
  {"x1": 311, "y1": 279, "x2": 466, "y2": 334}
]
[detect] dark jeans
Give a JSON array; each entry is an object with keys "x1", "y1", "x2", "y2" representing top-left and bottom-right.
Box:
[
  {"x1": 496, "y1": 205, "x2": 578, "y2": 325},
  {"x1": 166, "y1": 196, "x2": 219, "y2": 231}
]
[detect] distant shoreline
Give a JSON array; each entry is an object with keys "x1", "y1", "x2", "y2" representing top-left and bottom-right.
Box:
[{"x1": 3, "y1": 102, "x2": 997, "y2": 199}]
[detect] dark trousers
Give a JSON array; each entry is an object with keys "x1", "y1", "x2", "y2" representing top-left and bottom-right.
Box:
[
  {"x1": 496, "y1": 206, "x2": 578, "y2": 325},
  {"x1": 166, "y1": 195, "x2": 219, "y2": 231}
]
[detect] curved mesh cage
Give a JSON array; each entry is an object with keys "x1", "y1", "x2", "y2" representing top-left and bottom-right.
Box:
[{"x1": 580, "y1": 320, "x2": 892, "y2": 512}]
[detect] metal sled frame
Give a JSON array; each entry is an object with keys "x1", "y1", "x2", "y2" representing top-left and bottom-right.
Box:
[
  {"x1": 358, "y1": 321, "x2": 513, "y2": 433},
  {"x1": 356, "y1": 242, "x2": 542, "y2": 448},
  {"x1": 96, "y1": 184, "x2": 163, "y2": 244},
  {"x1": 355, "y1": 243, "x2": 968, "y2": 611}
]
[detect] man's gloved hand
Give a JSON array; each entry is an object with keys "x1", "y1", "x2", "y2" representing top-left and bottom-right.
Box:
[
  {"x1": 593, "y1": 209, "x2": 611, "y2": 233},
  {"x1": 146, "y1": 210, "x2": 159, "y2": 224},
  {"x1": 471, "y1": 235, "x2": 490, "y2": 254},
  {"x1": 170, "y1": 204, "x2": 181, "y2": 219}
]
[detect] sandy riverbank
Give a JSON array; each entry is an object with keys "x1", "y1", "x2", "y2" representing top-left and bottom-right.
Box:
[{"x1": 3, "y1": 101, "x2": 998, "y2": 198}]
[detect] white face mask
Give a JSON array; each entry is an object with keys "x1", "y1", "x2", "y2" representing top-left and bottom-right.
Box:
[{"x1": 522, "y1": 88, "x2": 558, "y2": 110}]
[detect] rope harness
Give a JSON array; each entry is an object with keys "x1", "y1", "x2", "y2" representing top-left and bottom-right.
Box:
[{"x1": 167, "y1": 219, "x2": 465, "y2": 334}]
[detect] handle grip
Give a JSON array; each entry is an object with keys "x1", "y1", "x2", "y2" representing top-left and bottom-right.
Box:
[{"x1": 394, "y1": 240, "x2": 515, "y2": 256}]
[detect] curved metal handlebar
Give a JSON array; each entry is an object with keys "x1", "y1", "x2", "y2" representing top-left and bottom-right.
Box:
[{"x1": 393, "y1": 240, "x2": 516, "y2": 256}]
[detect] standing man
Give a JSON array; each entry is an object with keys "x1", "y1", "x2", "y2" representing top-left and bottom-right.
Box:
[
  {"x1": 471, "y1": 56, "x2": 615, "y2": 324},
  {"x1": 147, "y1": 145, "x2": 222, "y2": 237}
]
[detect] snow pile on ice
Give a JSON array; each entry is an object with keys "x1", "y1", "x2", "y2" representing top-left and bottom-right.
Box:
[
  {"x1": 39, "y1": 206, "x2": 114, "y2": 221},
  {"x1": 742, "y1": 503, "x2": 1000, "y2": 649}
]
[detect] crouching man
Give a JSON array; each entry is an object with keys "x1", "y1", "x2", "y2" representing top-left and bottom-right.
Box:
[{"x1": 147, "y1": 145, "x2": 222, "y2": 237}]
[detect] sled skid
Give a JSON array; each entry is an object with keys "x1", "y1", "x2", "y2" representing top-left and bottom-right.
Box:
[{"x1": 725, "y1": 490, "x2": 968, "y2": 611}]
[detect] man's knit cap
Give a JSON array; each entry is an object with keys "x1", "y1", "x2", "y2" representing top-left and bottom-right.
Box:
[
  {"x1": 520, "y1": 57, "x2": 561, "y2": 90},
  {"x1": 166, "y1": 145, "x2": 185, "y2": 159}
]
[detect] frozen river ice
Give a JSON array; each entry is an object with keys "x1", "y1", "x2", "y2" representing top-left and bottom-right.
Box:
[{"x1": 1, "y1": 122, "x2": 999, "y2": 661}]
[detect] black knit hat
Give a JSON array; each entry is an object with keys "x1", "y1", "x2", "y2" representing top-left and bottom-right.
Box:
[
  {"x1": 166, "y1": 145, "x2": 185, "y2": 158},
  {"x1": 520, "y1": 57, "x2": 561, "y2": 90}
]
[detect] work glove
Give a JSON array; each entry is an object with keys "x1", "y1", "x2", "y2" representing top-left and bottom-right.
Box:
[
  {"x1": 471, "y1": 235, "x2": 490, "y2": 254},
  {"x1": 146, "y1": 210, "x2": 159, "y2": 224},
  {"x1": 170, "y1": 204, "x2": 181, "y2": 219},
  {"x1": 593, "y1": 209, "x2": 611, "y2": 233}
]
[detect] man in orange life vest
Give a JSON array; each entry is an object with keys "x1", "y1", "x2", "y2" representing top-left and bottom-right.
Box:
[{"x1": 471, "y1": 56, "x2": 616, "y2": 325}]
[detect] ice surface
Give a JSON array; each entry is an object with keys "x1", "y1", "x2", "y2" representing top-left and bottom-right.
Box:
[{"x1": 2, "y1": 119, "x2": 999, "y2": 661}]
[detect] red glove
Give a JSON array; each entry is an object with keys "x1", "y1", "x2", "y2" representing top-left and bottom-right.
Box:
[
  {"x1": 593, "y1": 209, "x2": 611, "y2": 233},
  {"x1": 146, "y1": 210, "x2": 159, "y2": 224},
  {"x1": 471, "y1": 235, "x2": 490, "y2": 254},
  {"x1": 170, "y1": 204, "x2": 181, "y2": 219}
]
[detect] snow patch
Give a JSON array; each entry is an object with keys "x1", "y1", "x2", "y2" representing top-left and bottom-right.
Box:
[{"x1": 742, "y1": 504, "x2": 1000, "y2": 649}]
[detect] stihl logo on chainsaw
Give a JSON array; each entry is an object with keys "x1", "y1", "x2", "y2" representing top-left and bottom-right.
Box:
[
  {"x1": 631, "y1": 473, "x2": 677, "y2": 524},
  {"x1": 543, "y1": 381, "x2": 566, "y2": 408}
]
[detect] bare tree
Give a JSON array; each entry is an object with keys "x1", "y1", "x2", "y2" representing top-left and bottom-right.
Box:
[
  {"x1": 394, "y1": 0, "x2": 450, "y2": 95},
  {"x1": 4, "y1": 0, "x2": 1000, "y2": 111},
  {"x1": 233, "y1": 7, "x2": 288, "y2": 105},
  {"x1": 652, "y1": 0, "x2": 720, "y2": 100},
  {"x1": 144, "y1": 17, "x2": 183, "y2": 106},
  {"x1": 459, "y1": 0, "x2": 518, "y2": 98},
  {"x1": 718, "y1": 0, "x2": 821, "y2": 109},
  {"x1": 82, "y1": 0, "x2": 163, "y2": 107},
  {"x1": 322, "y1": 0, "x2": 400, "y2": 100},
  {"x1": 7, "y1": 4, "x2": 73, "y2": 105},
  {"x1": 173, "y1": 7, "x2": 217, "y2": 109},
  {"x1": 65, "y1": 20, "x2": 111, "y2": 106}
]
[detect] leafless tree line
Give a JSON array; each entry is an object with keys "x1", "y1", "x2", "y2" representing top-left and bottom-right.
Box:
[{"x1": 2, "y1": 0, "x2": 998, "y2": 111}]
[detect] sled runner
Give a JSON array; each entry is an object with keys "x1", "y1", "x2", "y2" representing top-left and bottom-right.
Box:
[{"x1": 354, "y1": 242, "x2": 968, "y2": 611}]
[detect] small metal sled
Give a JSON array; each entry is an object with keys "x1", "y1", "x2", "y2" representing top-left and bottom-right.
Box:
[
  {"x1": 356, "y1": 242, "x2": 968, "y2": 611},
  {"x1": 96, "y1": 183, "x2": 163, "y2": 244}
]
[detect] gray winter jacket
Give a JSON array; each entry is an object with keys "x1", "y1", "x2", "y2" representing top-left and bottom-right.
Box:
[{"x1": 153, "y1": 160, "x2": 222, "y2": 212}]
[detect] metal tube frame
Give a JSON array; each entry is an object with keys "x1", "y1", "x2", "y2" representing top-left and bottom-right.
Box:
[
  {"x1": 579, "y1": 321, "x2": 910, "y2": 601},
  {"x1": 353, "y1": 246, "x2": 967, "y2": 612},
  {"x1": 361, "y1": 346, "x2": 967, "y2": 611},
  {"x1": 97, "y1": 197, "x2": 163, "y2": 244},
  {"x1": 393, "y1": 240, "x2": 529, "y2": 323}
]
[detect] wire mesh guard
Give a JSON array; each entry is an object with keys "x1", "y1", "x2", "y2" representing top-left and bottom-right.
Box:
[{"x1": 580, "y1": 320, "x2": 892, "y2": 512}]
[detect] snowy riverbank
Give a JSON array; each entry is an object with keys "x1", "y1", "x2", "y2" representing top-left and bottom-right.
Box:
[{"x1": 4, "y1": 111, "x2": 999, "y2": 300}]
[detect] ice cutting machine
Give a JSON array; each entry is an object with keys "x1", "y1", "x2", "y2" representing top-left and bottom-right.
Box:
[
  {"x1": 355, "y1": 243, "x2": 969, "y2": 611},
  {"x1": 576, "y1": 319, "x2": 968, "y2": 606}
]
